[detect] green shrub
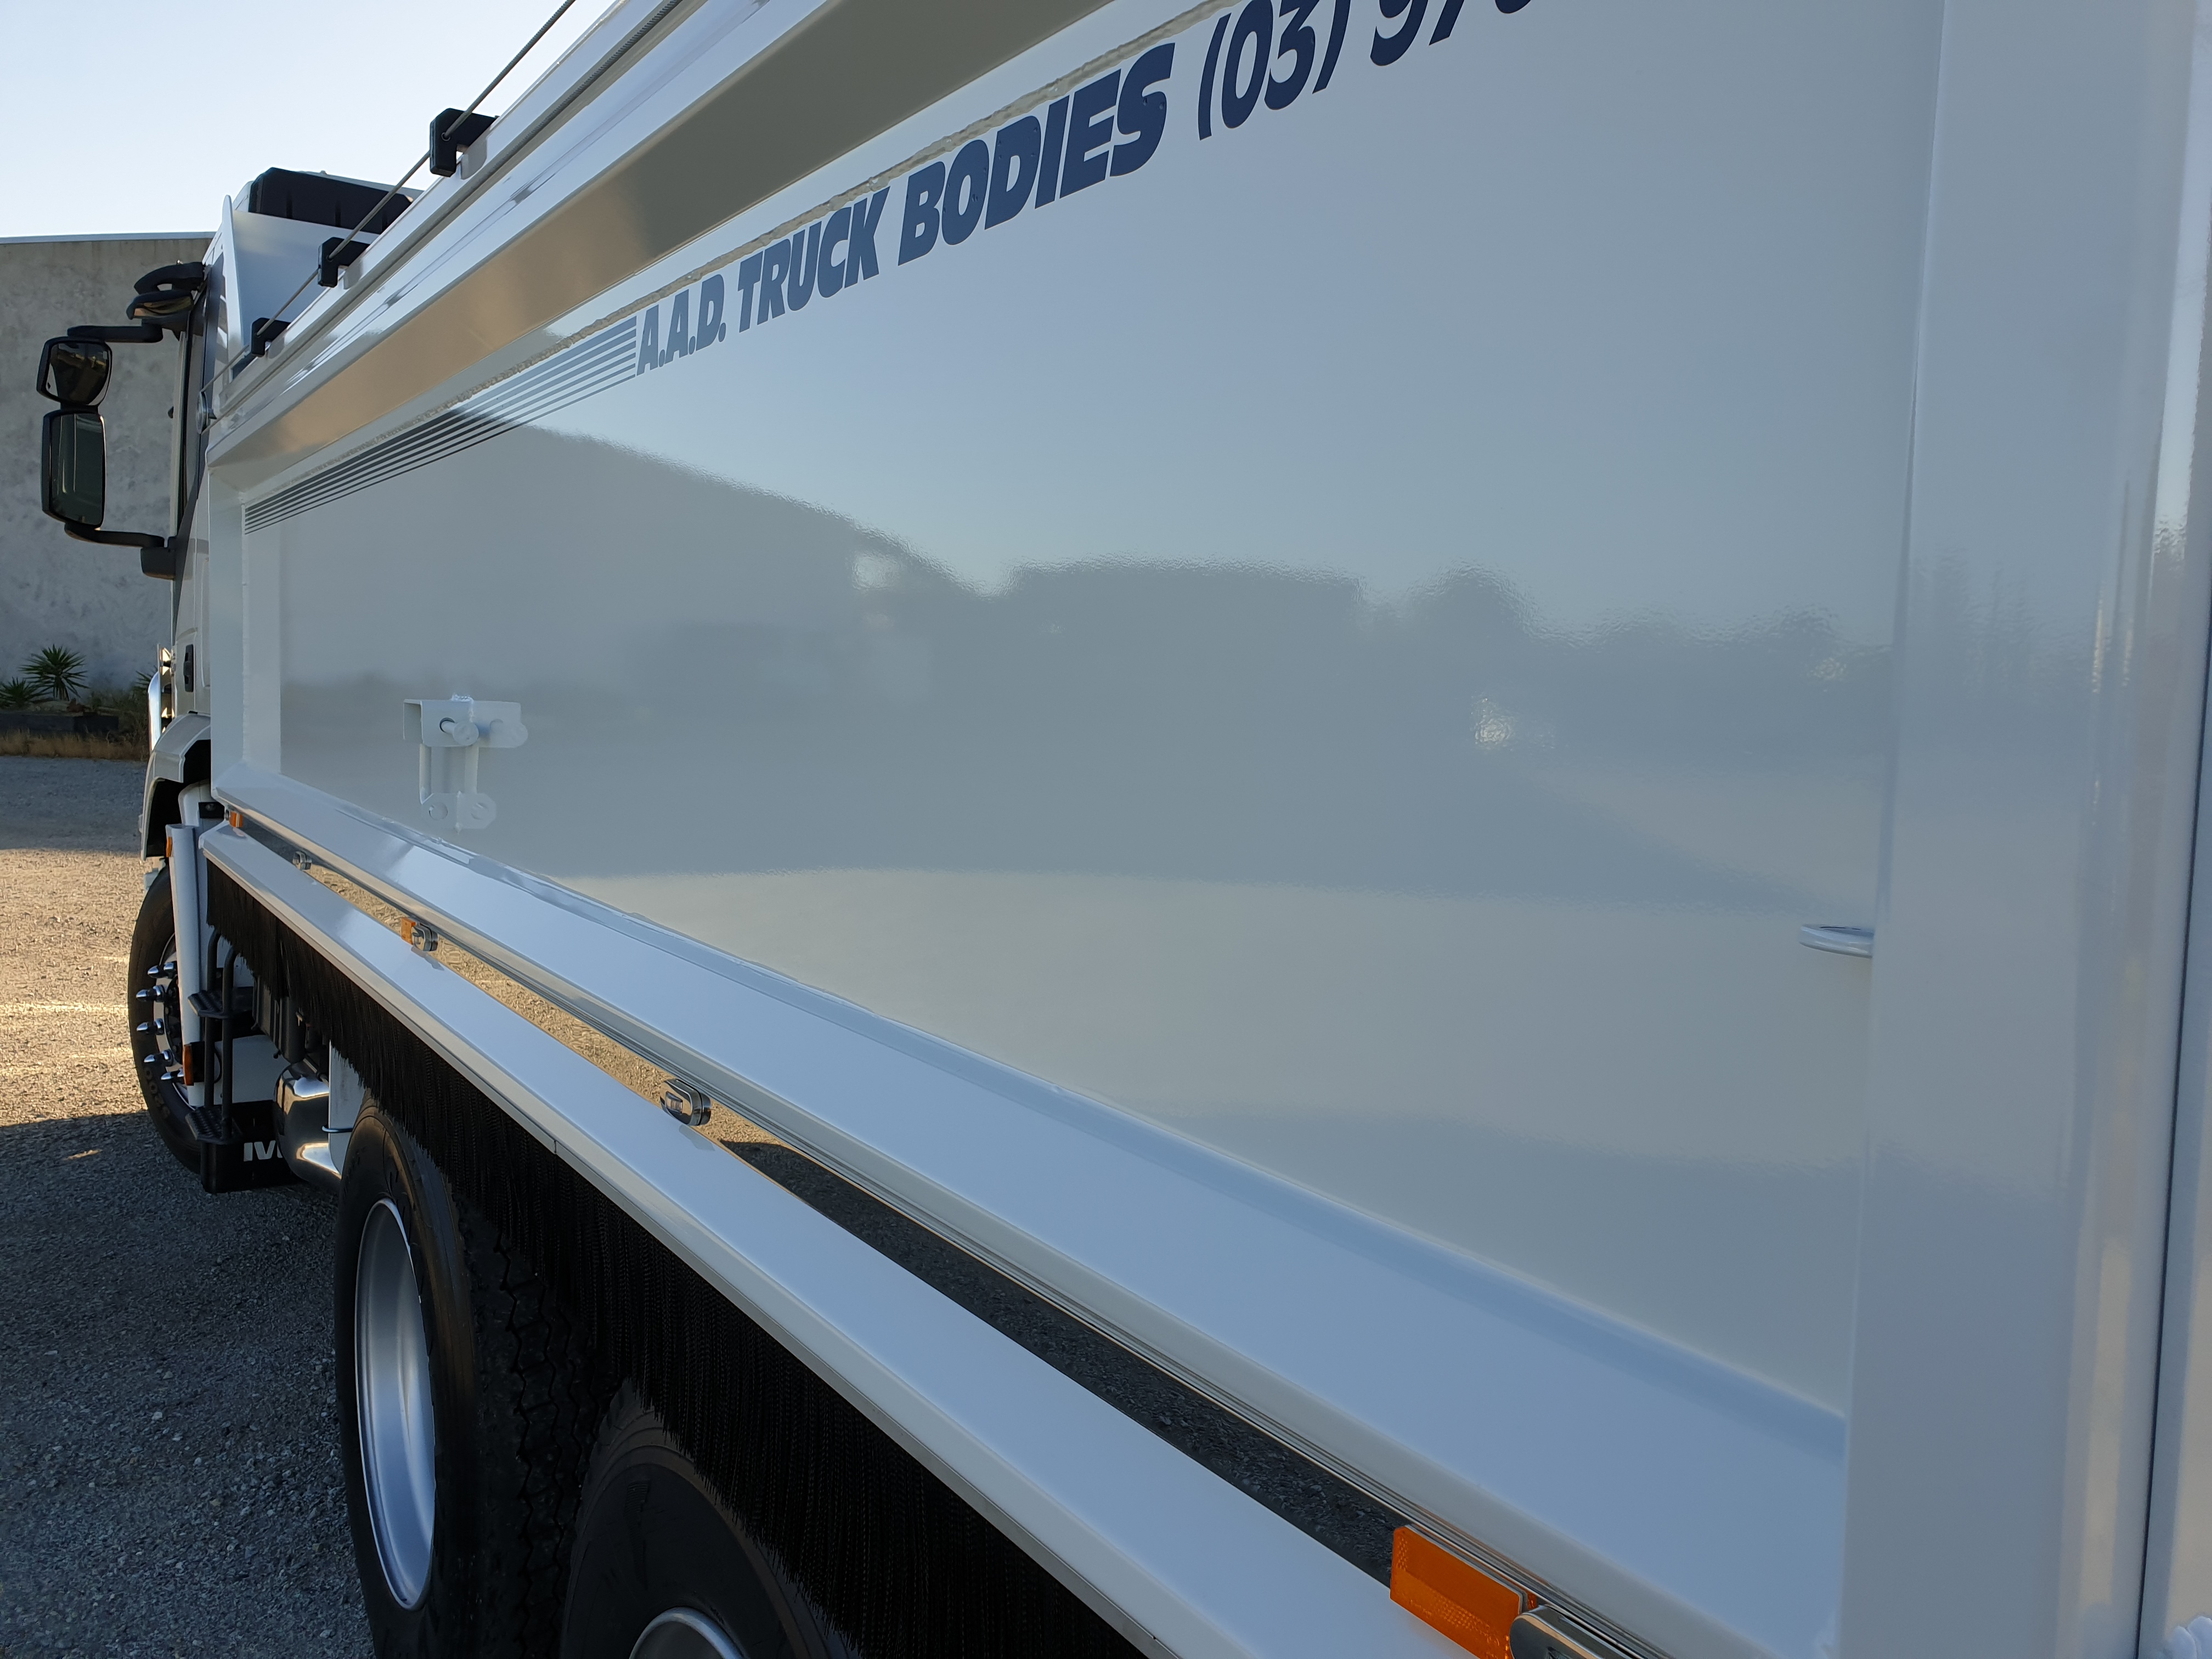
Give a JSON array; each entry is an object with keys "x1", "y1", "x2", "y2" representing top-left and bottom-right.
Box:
[
  {"x1": 0, "y1": 679, "x2": 34, "y2": 709},
  {"x1": 22, "y1": 645, "x2": 86, "y2": 704}
]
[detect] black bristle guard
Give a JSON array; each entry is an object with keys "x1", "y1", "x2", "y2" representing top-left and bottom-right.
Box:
[{"x1": 204, "y1": 860, "x2": 1136, "y2": 1659}]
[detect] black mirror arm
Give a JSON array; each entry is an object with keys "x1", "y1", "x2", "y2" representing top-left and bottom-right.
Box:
[
  {"x1": 66, "y1": 524, "x2": 182, "y2": 578},
  {"x1": 66, "y1": 322, "x2": 166, "y2": 345},
  {"x1": 66, "y1": 524, "x2": 164, "y2": 548}
]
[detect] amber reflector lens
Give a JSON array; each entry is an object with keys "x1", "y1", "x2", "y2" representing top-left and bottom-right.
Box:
[{"x1": 1390, "y1": 1527, "x2": 1525, "y2": 1659}]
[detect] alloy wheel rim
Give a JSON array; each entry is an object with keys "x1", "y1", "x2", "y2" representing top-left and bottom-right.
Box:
[
  {"x1": 356, "y1": 1198, "x2": 436, "y2": 1607},
  {"x1": 630, "y1": 1607, "x2": 747, "y2": 1659}
]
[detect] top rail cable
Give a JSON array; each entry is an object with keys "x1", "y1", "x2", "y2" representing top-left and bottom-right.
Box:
[{"x1": 242, "y1": 0, "x2": 582, "y2": 366}]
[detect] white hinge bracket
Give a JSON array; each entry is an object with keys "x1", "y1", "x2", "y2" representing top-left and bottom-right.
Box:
[{"x1": 402, "y1": 696, "x2": 526, "y2": 831}]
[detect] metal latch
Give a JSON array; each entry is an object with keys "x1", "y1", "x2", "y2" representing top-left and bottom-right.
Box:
[
  {"x1": 2164, "y1": 1616, "x2": 2212, "y2": 1659},
  {"x1": 660, "y1": 1078, "x2": 713, "y2": 1127},
  {"x1": 403, "y1": 696, "x2": 526, "y2": 831}
]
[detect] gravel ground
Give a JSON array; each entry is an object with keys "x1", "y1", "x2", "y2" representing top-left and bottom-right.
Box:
[{"x1": 0, "y1": 758, "x2": 372, "y2": 1658}]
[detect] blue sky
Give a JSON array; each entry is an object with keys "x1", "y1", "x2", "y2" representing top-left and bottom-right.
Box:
[{"x1": 0, "y1": 0, "x2": 603, "y2": 239}]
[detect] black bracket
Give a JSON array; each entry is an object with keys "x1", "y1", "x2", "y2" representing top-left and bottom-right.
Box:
[
  {"x1": 64, "y1": 525, "x2": 182, "y2": 579},
  {"x1": 66, "y1": 321, "x2": 164, "y2": 344},
  {"x1": 126, "y1": 262, "x2": 207, "y2": 331},
  {"x1": 247, "y1": 317, "x2": 289, "y2": 360},
  {"x1": 196, "y1": 1097, "x2": 296, "y2": 1193},
  {"x1": 318, "y1": 236, "x2": 369, "y2": 288},
  {"x1": 66, "y1": 523, "x2": 165, "y2": 550},
  {"x1": 136, "y1": 260, "x2": 205, "y2": 295},
  {"x1": 188, "y1": 988, "x2": 241, "y2": 1028},
  {"x1": 430, "y1": 108, "x2": 496, "y2": 177}
]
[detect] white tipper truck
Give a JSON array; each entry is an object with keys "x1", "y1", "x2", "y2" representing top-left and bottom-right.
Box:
[{"x1": 31, "y1": 0, "x2": 2212, "y2": 1654}]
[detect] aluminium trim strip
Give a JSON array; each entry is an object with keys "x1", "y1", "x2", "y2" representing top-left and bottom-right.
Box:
[
  {"x1": 210, "y1": 0, "x2": 1119, "y2": 477},
  {"x1": 211, "y1": 763, "x2": 1826, "y2": 1659},
  {"x1": 212, "y1": 0, "x2": 700, "y2": 403},
  {"x1": 199, "y1": 824, "x2": 1451, "y2": 1659},
  {"x1": 232, "y1": 0, "x2": 1230, "y2": 531}
]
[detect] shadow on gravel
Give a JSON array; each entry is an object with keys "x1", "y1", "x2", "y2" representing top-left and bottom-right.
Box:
[{"x1": 0, "y1": 1109, "x2": 371, "y2": 1658}]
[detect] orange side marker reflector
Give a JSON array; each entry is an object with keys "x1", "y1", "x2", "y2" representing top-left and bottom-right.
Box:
[
  {"x1": 1391, "y1": 1528, "x2": 1527, "y2": 1659},
  {"x1": 179, "y1": 1041, "x2": 195, "y2": 1086},
  {"x1": 225, "y1": 808, "x2": 243, "y2": 828}
]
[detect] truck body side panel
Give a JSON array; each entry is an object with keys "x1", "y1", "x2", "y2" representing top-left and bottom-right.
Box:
[
  {"x1": 225, "y1": 2, "x2": 1946, "y2": 1653},
  {"x1": 190, "y1": 0, "x2": 2212, "y2": 1653},
  {"x1": 267, "y1": 0, "x2": 1933, "y2": 1406}
]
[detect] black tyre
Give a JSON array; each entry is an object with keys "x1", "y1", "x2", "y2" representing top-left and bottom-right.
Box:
[
  {"x1": 562, "y1": 1386, "x2": 854, "y2": 1659},
  {"x1": 127, "y1": 862, "x2": 198, "y2": 1169},
  {"x1": 337, "y1": 1104, "x2": 605, "y2": 1657}
]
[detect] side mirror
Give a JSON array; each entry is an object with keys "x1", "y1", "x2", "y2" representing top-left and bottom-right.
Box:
[
  {"x1": 38, "y1": 409, "x2": 170, "y2": 579},
  {"x1": 41, "y1": 408, "x2": 106, "y2": 527},
  {"x1": 36, "y1": 336, "x2": 112, "y2": 407},
  {"x1": 38, "y1": 406, "x2": 174, "y2": 574},
  {"x1": 126, "y1": 261, "x2": 206, "y2": 328},
  {"x1": 39, "y1": 276, "x2": 193, "y2": 582}
]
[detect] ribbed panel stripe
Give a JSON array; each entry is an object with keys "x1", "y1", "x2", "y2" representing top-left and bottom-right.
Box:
[{"x1": 243, "y1": 318, "x2": 639, "y2": 533}]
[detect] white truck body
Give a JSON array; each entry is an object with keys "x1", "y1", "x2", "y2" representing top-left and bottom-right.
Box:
[{"x1": 104, "y1": 0, "x2": 2212, "y2": 1652}]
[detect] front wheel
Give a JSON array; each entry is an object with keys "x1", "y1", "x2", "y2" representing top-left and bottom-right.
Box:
[{"x1": 126, "y1": 863, "x2": 197, "y2": 1169}]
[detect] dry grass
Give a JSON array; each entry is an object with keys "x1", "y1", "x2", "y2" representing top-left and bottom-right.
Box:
[{"x1": 0, "y1": 731, "x2": 147, "y2": 761}]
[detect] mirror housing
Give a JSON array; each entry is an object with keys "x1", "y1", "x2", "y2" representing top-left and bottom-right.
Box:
[
  {"x1": 39, "y1": 407, "x2": 179, "y2": 576},
  {"x1": 36, "y1": 336, "x2": 111, "y2": 407},
  {"x1": 126, "y1": 261, "x2": 206, "y2": 330},
  {"x1": 37, "y1": 259, "x2": 202, "y2": 583},
  {"x1": 41, "y1": 408, "x2": 105, "y2": 526}
]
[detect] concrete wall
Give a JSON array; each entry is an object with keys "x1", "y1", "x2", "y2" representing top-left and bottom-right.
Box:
[{"x1": 0, "y1": 234, "x2": 211, "y2": 691}]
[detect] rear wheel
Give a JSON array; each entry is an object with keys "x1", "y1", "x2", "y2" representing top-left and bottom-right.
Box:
[
  {"x1": 561, "y1": 1387, "x2": 853, "y2": 1659},
  {"x1": 338, "y1": 1104, "x2": 605, "y2": 1657},
  {"x1": 126, "y1": 864, "x2": 196, "y2": 1169}
]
